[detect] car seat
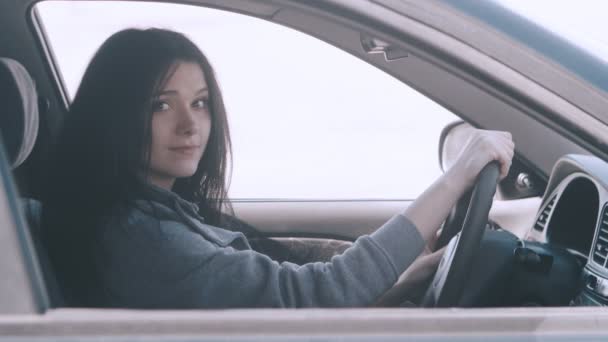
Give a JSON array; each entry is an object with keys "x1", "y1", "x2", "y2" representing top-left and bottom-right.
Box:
[{"x1": 0, "y1": 57, "x2": 64, "y2": 307}]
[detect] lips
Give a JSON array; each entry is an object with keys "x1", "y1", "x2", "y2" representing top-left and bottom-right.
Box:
[{"x1": 169, "y1": 145, "x2": 200, "y2": 156}]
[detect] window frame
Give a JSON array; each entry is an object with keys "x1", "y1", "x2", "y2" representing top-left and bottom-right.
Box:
[{"x1": 32, "y1": 0, "x2": 462, "y2": 201}]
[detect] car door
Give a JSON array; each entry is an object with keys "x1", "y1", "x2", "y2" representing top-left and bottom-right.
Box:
[{"x1": 4, "y1": 0, "x2": 608, "y2": 340}]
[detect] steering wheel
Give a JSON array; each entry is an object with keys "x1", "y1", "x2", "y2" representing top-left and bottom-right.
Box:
[{"x1": 421, "y1": 161, "x2": 500, "y2": 307}]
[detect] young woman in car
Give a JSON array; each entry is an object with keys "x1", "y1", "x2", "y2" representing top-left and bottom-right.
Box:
[{"x1": 42, "y1": 28, "x2": 514, "y2": 308}]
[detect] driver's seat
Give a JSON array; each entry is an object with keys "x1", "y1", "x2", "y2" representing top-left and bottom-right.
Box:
[{"x1": 0, "y1": 57, "x2": 64, "y2": 307}]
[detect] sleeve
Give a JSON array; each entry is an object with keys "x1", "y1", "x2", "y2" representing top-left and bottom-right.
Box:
[{"x1": 101, "y1": 214, "x2": 425, "y2": 309}]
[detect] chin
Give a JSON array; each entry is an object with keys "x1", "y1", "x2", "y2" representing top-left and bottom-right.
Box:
[{"x1": 171, "y1": 165, "x2": 199, "y2": 178}]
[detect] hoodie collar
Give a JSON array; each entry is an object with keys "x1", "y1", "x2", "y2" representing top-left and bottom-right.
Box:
[{"x1": 140, "y1": 183, "x2": 201, "y2": 218}]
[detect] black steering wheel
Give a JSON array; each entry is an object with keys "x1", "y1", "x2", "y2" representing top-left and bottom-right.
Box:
[{"x1": 421, "y1": 161, "x2": 500, "y2": 307}]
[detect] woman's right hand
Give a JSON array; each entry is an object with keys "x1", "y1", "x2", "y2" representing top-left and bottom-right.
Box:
[{"x1": 447, "y1": 129, "x2": 514, "y2": 188}]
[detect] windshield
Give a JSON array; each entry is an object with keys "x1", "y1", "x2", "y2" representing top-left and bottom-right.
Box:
[
  {"x1": 495, "y1": 0, "x2": 608, "y2": 64},
  {"x1": 442, "y1": 0, "x2": 608, "y2": 94}
]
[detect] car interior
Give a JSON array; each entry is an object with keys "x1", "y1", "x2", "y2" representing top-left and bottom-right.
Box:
[{"x1": 3, "y1": 0, "x2": 608, "y2": 323}]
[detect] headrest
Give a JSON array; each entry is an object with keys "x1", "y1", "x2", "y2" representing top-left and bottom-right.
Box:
[{"x1": 0, "y1": 58, "x2": 39, "y2": 169}]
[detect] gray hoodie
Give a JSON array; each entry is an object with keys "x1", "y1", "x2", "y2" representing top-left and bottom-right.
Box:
[{"x1": 95, "y1": 185, "x2": 424, "y2": 308}]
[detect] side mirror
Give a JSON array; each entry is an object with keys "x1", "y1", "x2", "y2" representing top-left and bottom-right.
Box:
[
  {"x1": 438, "y1": 121, "x2": 473, "y2": 172},
  {"x1": 438, "y1": 121, "x2": 544, "y2": 199}
]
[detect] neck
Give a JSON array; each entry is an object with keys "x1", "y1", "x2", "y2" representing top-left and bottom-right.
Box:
[{"x1": 147, "y1": 173, "x2": 175, "y2": 191}]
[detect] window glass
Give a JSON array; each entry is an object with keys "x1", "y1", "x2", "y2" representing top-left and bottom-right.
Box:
[
  {"x1": 35, "y1": 1, "x2": 458, "y2": 200},
  {"x1": 495, "y1": 0, "x2": 608, "y2": 64},
  {"x1": 442, "y1": 0, "x2": 608, "y2": 94}
]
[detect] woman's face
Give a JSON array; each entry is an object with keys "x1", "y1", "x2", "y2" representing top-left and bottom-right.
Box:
[{"x1": 147, "y1": 62, "x2": 211, "y2": 190}]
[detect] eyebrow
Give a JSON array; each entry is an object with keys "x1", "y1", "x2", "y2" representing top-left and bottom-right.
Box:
[{"x1": 156, "y1": 88, "x2": 209, "y2": 96}]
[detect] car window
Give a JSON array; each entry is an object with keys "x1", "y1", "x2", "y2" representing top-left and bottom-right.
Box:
[{"x1": 35, "y1": 1, "x2": 459, "y2": 200}]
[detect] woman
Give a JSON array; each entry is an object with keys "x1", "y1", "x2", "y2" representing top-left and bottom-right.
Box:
[{"x1": 42, "y1": 28, "x2": 514, "y2": 308}]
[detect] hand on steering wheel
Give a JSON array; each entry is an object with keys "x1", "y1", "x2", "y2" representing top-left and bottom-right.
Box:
[{"x1": 421, "y1": 161, "x2": 500, "y2": 307}]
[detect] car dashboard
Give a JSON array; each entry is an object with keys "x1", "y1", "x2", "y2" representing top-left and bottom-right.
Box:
[{"x1": 527, "y1": 154, "x2": 608, "y2": 306}]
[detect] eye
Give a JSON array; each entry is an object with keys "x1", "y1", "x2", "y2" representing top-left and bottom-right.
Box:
[
  {"x1": 152, "y1": 100, "x2": 170, "y2": 112},
  {"x1": 193, "y1": 98, "x2": 208, "y2": 110}
]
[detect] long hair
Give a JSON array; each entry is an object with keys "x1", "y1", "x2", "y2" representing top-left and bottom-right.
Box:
[{"x1": 42, "y1": 28, "x2": 232, "y2": 306}]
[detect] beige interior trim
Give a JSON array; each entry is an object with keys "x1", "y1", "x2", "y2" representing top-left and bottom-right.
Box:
[
  {"x1": 2, "y1": 307, "x2": 608, "y2": 337},
  {"x1": 490, "y1": 197, "x2": 541, "y2": 239},
  {"x1": 232, "y1": 200, "x2": 410, "y2": 239}
]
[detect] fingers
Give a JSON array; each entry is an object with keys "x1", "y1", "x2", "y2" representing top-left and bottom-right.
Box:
[
  {"x1": 419, "y1": 246, "x2": 447, "y2": 270},
  {"x1": 451, "y1": 128, "x2": 515, "y2": 185},
  {"x1": 479, "y1": 130, "x2": 514, "y2": 179},
  {"x1": 496, "y1": 141, "x2": 512, "y2": 179},
  {"x1": 496, "y1": 131, "x2": 514, "y2": 179}
]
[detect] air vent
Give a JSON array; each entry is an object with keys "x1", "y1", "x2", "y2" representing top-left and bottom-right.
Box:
[
  {"x1": 593, "y1": 205, "x2": 608, "y2": 266},
  {"x1": 533, "y1": 195, "x2": 557, "y2": 232}
]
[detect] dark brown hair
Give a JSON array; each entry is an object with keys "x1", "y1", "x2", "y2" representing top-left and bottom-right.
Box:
[{"x1": 43, "y1": 28, "x2": 232, "y2": 305}]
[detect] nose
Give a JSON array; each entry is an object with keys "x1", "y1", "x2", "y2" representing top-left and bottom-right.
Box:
[{"x1": 176, "y1": 104, "x2": 198, "y2": 136}]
